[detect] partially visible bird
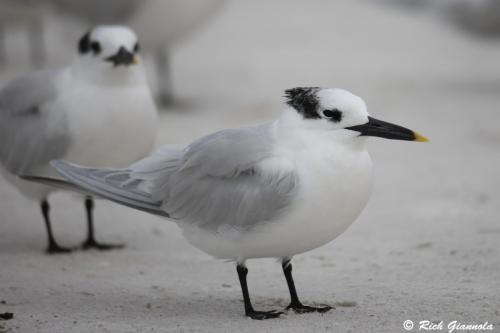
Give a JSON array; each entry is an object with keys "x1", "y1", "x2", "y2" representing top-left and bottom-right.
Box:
[
  {"x1": 50, "y1": 0, "x2": 227, "y2": 105},
  {"x1": 0, "y1": 0, "x2": 47, "y2": 69},
  {"x1": 441, "y1": 0, "x2": 500, "y2": 38},
  {"x1": 378, "y1": 0, "x2": 500, "y2": 39},
  {"x1": 27, "y1": 87, "x2": 427, "y2": 317},
  {"x1": 0, "y1": 25, "x2": 158, "y2": 253}
]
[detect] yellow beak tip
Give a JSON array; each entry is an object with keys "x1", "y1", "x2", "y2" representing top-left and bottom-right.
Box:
[
  {"x1": 132, "y1": 56, "x2": 140, "y2": 65},
  {"x1": 413, "y1": 132, "x2": 429, "y2": 142}
]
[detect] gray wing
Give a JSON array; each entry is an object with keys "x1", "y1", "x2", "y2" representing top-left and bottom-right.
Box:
[
  {"x1": 20, "y1": 173, "x2": 169, "y2": 217},
  {"x1": 161, "y1": 125, "x2": 298, "y2": 231},
  {"x1": 51, "y1": 125, "x2": 298, "y2": 231},
  {"x1": 0, "y1": 69, "x2": 69, "y2": 174}
]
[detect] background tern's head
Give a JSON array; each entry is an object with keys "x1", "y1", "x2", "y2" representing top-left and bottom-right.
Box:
[
  {"x1": 285, "y1": 87, "x2": 428, "y2": 142},
  {"x1": 77, "y1": 25, "x2": 141, "y2": 71}
]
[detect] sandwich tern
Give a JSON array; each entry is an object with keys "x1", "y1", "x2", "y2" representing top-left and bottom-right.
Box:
[
  {"x1": 26, "y1": 87, "x2": 426, "y2": 318},
  {"x1": 0, "y1": 25, "x2": 158, "y2": 253}
]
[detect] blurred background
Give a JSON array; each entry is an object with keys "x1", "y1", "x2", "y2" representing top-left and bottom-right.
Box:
[{"x1": 0, "y1": 1, "x2": 499, "y2": 332}]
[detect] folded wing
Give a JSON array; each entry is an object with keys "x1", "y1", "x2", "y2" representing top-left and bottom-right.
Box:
[
  {"x1": 0, "y1": 70, "x2": 69, "y2": 174},
  {"x1": 52, "y1": 124, "x2": 298, "y2": 231}
]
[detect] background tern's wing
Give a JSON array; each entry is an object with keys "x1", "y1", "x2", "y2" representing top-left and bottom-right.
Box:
[{"x1": 0, "y1": 69, "x2": 69, "y2": 174}]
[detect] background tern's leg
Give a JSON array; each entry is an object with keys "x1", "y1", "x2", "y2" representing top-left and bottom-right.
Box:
[
  {"x1": 28, "y1": 19, "x2": 45, "y2": 69},
  {"x1": 0, "y1": 25, "x2": 5, "y2": 69},
  {"x1": 282, "y1": 257, "x2": 333, "y2": 314},
  {"x1": 155, "y1": 47, "x2": 173, "y2": 107},
  {"x1": 236, "y1": 263, "x2": 282, "y2": 320},
  {"x1": 80, "y1": 197, "x2": 124, "y2": 251},
  {"x1": 41, "y1": 199, "x2": 72, "y2": 254}
]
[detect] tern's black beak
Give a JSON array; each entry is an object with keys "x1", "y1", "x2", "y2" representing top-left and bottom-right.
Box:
[
  {"x1": 346, "y1": 116, "x2": 428, "y2": 141},
  {"x1": 105, "y1": 47, "x2": 138, "y2": 67}
]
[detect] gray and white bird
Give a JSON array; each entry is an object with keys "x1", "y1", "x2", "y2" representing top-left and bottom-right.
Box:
[
  {"x1": 28, "y1": 87, "x2": 427, "y2": 318},
  {"x1": 0, "y1": 25, "x2": 158, "y2": 253}
]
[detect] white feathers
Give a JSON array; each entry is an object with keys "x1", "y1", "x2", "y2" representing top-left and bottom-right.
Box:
[
  {"x1": 89, "y1": 26, "x2": 138, "y2": 58},
  {"x1": 0, "y1": 25, "x2": 157, "y2": 200},
  {"x1": 316, "y1": 88, "x2": 369, "y2": 128}
]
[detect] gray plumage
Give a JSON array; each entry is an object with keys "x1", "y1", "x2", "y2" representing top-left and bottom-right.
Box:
[
  {"x1": 0, "y1": 70, "x2": 69, "y2": 174},
  {"x1": 51, "y1": 124, "x2": 298, "y2": 232}
]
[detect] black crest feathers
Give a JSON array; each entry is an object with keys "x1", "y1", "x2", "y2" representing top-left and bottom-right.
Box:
[
  {"x1": 78, "y1": 32, "x2": 91, "y2": 54},
  {"x1": 284, "y1": 87, "x2": 321, "y2": 119}
]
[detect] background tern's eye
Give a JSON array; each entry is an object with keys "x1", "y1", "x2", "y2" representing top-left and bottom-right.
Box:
[
  {"x1": 90, "y1": 41, "x2": 101, "y2": 55},
  {"x1": 134, "y1": 42, "x2": 140, "y2": 53},
  {"x1": 322, "y1": 109, "x2": 342, "y2": 122}
]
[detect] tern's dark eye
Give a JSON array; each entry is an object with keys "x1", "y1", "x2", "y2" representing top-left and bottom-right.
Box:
[
  {"x1": 134, "y1": 42, "x2": 140, "y2": 53},
  {"x1": 90, "y1": 41, "x2": 101, "y2": 55},
  {"x1": 322, "y1": 109, "x2": 342, "y2": 122}
]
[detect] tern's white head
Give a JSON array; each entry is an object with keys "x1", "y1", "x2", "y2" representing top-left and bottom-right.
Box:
[
  {"x1": 284, "y1": 87, "x2": 428, "y2": 142},
  {"x1": 74, "y1": 25, "x2": 142, "y2": 82}
]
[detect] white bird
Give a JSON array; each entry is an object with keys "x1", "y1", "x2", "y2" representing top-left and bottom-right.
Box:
[
  {"x1": 0, "y1": 25, "x2": 158, "y2": 253},
  {"x1": 27, "y1": 87, "x2": 427, "y2": 318}
]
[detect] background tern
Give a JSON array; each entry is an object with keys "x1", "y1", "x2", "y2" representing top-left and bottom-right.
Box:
[
  {"x1": 0, "y1": 25, "x2": 158, "y2": 253},
  {"x1": 26, "y1": 87, "x2": 427, "y2": 318}
]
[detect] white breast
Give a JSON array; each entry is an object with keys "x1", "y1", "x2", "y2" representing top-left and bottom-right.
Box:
[
  {"x1": 60, "y1": 78, "x2": 157, "y2": 168},
  {"x1": 263, "y1": 142, "x2": 373, "y2": 257},
  {"x1": 183, "y1": 134, "x2": 373, "y2": 260}
]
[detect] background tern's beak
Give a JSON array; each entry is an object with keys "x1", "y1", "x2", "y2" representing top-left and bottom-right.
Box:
[
  {"x1": 106, "y1": 47, "x2": 136, "y2": 66},
  {"x1": 346, "y1": 116, "x2": 428, "y2": 142}
]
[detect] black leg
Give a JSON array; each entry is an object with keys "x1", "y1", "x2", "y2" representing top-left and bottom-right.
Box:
[
  {"x1": 282, "y1": 258, "x2": 333, "y2": 314},
  {"x1": 41, "y1": 200, "x2": 73, "y2": 254},
  {"x1": 80, "y1": 197, "x2": 124, "y2": 251},
  {"x1": 236, "y1": 263, "x2": 282, "y2": 320}
]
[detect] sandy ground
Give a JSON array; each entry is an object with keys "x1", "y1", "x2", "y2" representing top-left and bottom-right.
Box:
[{"x1": 1, "y1": 1, "x2": 499, "y2": 332}]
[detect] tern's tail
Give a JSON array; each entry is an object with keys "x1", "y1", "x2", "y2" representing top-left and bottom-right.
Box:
[{"x1": 22, "y1": 160, "x2": 169, "y2": 218}]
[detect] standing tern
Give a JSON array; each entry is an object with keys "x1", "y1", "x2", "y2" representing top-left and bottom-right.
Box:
[
  {"x1": 26, "y1": 87, "x2": 427, "y2": 318},
  {"x1": 0, "y1": 25, "x2": 158, "y2": 253}
]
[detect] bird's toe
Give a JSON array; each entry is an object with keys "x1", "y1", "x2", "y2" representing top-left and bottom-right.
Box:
[
  {"x1": 45, "y1": 244, "x2": 74, "y2": 255},
  {"x1": 286, "y1": 303, "x2": 333, "y2": 314},
  {"x1": 80, "y1": 240, "x2": 124, "y2": 251},
  {"x1": 246, "y1": 310, "x2": 283, "y2": 320}
]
